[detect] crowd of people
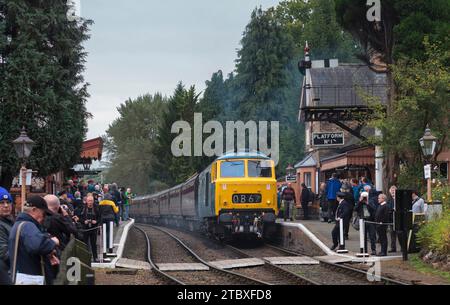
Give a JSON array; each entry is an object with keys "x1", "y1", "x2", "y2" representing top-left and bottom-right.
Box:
[
  {"x1": 279, "y1": 173, "x2": 427, "y2": 257},
  {"x1": 0, "y1": 180, "x2": 134, "y2": 285}
]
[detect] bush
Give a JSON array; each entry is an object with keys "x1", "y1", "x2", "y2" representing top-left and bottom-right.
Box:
[
  {"x1": 417, "y1": 212, "x2": 450, "y2": 255},
  {"x1": 432, "y1": 181, "x2": 449, "y2": 211}
]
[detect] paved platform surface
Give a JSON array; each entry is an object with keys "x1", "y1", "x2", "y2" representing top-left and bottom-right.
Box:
[
  {"x1": 283, "y1": 219, "x2": 403, "y2": 258},
  {"x1": 264, "y1": 256, "x2": 319, "y2": 265},
  {"x1": 92, "y1": 219, "x2": 135, "y2": 269},
  {"x1": 116, "y1": 258, "x2": 151, "y2": 270},
  {"x1": 314, "y1": 255, "x2": 354, "y2": 264},
  {"x1": 157, "y1": 263, "x2": 209, "y2": 271},
  {"x1": 209, "y1": 258, "x2": 265, "y2": 270}
]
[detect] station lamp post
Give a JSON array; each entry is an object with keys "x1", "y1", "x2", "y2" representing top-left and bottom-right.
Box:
[
  {"x1": 286, "y1": 164, "x2": 294, "y2": 182},
  {"x1": 419, "y1": 125, "x2": 437, "y2": 203},
  {"x1": 13, "y1": 127, "x2": 35, "y2": 212}
]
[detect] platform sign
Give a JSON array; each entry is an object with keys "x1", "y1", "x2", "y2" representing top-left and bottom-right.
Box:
[
  {"x1": 424, "y1": 165, "x2": 431, "y2": 179},
  {"x1": 18, "y1": 169, "x2": 32, "y2": 186},
  {"x1": 286, "y1": 175, "x2": 297, "y2": 183},
  {"x1": 312, "y1": 132, "x2": 344, "y2": 147}
]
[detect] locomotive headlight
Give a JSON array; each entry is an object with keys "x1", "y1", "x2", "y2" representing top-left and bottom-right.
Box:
[{"x1": 266, "y1": 200, "x2": 271, "y2": 205}]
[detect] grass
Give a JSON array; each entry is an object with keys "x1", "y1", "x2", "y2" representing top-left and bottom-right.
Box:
[{"x1": 408, "y1": 254, "x2": 450, "y2": 283}]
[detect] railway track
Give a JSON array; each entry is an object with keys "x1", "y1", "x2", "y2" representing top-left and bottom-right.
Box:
[
  {"x1": 157, "y1": 225, "x2": 317, "y2": 285},
  {"x1": 138, "y1": 224, "x2": 409, "y2": 285},
  {"x1": 134, "y1": 225, "x2": 269, "y2": 285},
  {"x1": 262, "y1": 244, "x2": 410, "y2": 285}
]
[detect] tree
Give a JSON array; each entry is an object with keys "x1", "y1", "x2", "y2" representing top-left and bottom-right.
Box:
[
  {"x1": 335, "y1": 0, "x2": 450, "y2": 187},
  {"x1": 369, "y1": 38, "x2": 450, "y2": 189},
  {"x1": 153, "y1": 83, "x2": 200, "y2": 186},
  {"x1": 0, "y1": 0, "x2": 92, "y2": 188},
  {"x1": 104, "y1": 94, "x2": 167, "y2": 194},
  {"x1": 304, "y1": 0, "x2": 359, "y2": 61},
  {"x1": 194, "y1": 70, "x2": 226, "y2": 171},
  {"x1": 335, "y1": 0, "x2": 449, "y2": 64},
  {"x1": 235, "y1": 7, "x2": 296, "y2": 121}
]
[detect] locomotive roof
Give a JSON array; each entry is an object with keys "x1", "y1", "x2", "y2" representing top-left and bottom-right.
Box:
[{"x1": 217, "y1": 151, "x2": 270, "y2": 160}]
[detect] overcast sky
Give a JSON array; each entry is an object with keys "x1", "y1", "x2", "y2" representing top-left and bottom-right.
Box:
[{"x1": 82, "y1": 0, "x2": 281, "y2": 139}]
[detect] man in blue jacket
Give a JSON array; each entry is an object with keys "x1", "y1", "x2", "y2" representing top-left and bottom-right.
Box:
[
  {"x1": 326, "y1": 173, "x2": 342, "y2": 223},
  {"x1": 9, "y1": 196, "x2": 59, "y2": 285},
  {"x1": 0, "y1": 187, "x2": 14, "y2": 285}
]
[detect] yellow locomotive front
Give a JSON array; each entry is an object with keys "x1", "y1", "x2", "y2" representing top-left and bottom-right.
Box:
[{"x1": 213, "y1": 153, "x2": 278, "y2": 239}]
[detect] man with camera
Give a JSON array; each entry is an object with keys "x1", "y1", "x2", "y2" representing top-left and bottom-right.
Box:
[
  {"x1": 80, "y1": 194, "x2": 99, "y2": 262},
  {"x1": 44, "y1": 195, "x2": 78, "y2": 251}
]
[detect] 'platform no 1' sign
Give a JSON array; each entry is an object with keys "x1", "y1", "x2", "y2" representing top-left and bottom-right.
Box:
[{"x1": 312, "y1": 132, "x2": 344, "y2": 147}]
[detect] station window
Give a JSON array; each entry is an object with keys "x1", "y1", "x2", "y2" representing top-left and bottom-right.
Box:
[
  {"x1": 304, "y1": 172, "x2": 312, "y2": 188},
  {"x1": 220, "y1": 161, "x2": 245, "y2": 178},
  {"x1": 248, "y1": 160, "x2": 272, "y2": 178}
]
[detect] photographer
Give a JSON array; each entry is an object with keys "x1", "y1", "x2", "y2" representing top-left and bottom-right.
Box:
[
  {"x1": 43, "y1": 195, "x2": 78, "y2": 251},
  {"x1": 80, "y1": 195, "x2": 99, "y2": 262}
]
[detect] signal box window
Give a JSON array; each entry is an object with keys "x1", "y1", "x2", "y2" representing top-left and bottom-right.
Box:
[
  {"x1": 221, "y1": 161, "x2": 245, "y2": 178},
  {"x1": 248, "y1": 160, "x2": 272, "y2": 178}
]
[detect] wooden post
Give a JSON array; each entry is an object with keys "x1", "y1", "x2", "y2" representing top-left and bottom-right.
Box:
[
  {"x1": 21, "y1": 165, "x2": 27, "y2": 212},
  {"x1": 427, "y1": 177, "x2": 432, "y2": 203}
]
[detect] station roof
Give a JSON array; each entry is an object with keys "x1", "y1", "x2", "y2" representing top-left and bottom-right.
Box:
[
  {"x1": 299, "y1": 63, "x2": 388, "y2": 117},
  {"x1": 80, "y1": 137, "x2": 103, "y2": 161},
  {"x1": 294, "y1": 153, "x2": 317, "y2": 168}
]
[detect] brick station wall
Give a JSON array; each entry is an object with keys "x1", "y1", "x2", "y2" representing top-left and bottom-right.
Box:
[{"x1": 274, "y1": 224, "x2": 326, "y2": 257}]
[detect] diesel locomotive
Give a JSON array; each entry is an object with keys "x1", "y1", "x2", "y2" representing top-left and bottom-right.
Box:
[{"x1": 130, "y1": 151, "x2": 278, "y2": 240}]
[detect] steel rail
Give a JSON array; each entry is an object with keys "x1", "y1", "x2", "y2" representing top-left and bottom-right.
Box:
[{"x1": 138, "y1": 224, "x2": 270, "y2": 285}]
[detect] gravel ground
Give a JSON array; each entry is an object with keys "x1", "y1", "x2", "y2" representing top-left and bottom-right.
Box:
[
  {"x1": 346, "y1": 259, "x2": 450, "y2": 285},
  {"x1": 95, "y1": 269, "x2": 167, "y2": 285},
  {"x1": 283, "y1": 265, "x2": 371, "y2": 285},
  {"x1": 122, "y1": 227, "x2": 147, "y2": 261},
  {"x1": 230, "y1": 244, "x2": 291, "y2": 258},
  {"x1": 161, "y1": 227, "x2": 243, "y2": 261},
  {"x1": 139, "y1": 226, "x2": 197, "y2": 264},
  {"x1": 160, "y1": 226, "x2": 308, "y2": 285},
  {"x1": 165, "y1": 270, "x2": 251, "y2": 285}
]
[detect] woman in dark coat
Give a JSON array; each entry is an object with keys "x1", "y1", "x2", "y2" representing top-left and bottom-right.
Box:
[{"x1": 300, "y1": 183, "x2": 311, "y2": 220}]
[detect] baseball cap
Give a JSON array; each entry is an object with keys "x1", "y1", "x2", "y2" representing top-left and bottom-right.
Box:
[
  {"x1": 0, "y1": 187, "x2": 12, "y2": 203},
  {"x1": 24, "y1": 195, "x2": 53, "y2": 215},
  {"x1": 336, "y1": 192, "x2": 346, "y2": 198}
]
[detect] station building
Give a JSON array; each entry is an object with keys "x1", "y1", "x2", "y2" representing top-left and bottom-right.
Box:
[{"x1": 292, "y1": 47, "x2": 449, "y2": 213}]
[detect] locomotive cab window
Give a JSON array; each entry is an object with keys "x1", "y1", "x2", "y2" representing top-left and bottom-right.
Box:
[
  {"x1": 220, "y1": 161, "x2": 245, "y2": 178},
  {"x1": 248, "y1": 160, "x2": 272, "y2": 178}
]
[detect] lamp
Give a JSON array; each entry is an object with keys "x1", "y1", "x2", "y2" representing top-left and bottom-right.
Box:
[
  {"x1": 12, "y1": 127, "x2": 34, "y2": 212},
  {"x1": 419, "y1": 125, "x2": 437, "y2": 159}
]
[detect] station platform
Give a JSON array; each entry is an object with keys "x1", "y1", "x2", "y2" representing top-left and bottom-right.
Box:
[
  {"x1": 91, "y1": 219, "x2": 135, "y2": 269},
  {"x1": 277, "y1": 219, "x2": 403, "y2": 262}
]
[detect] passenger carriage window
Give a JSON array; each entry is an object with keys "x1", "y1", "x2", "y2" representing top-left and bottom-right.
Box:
[
  {"x1": 220, "y1": 161, "x2": 245, "y2": 178},
  {"x1": 248, "y1": 160, "x2": 272, "y2": 178}
]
